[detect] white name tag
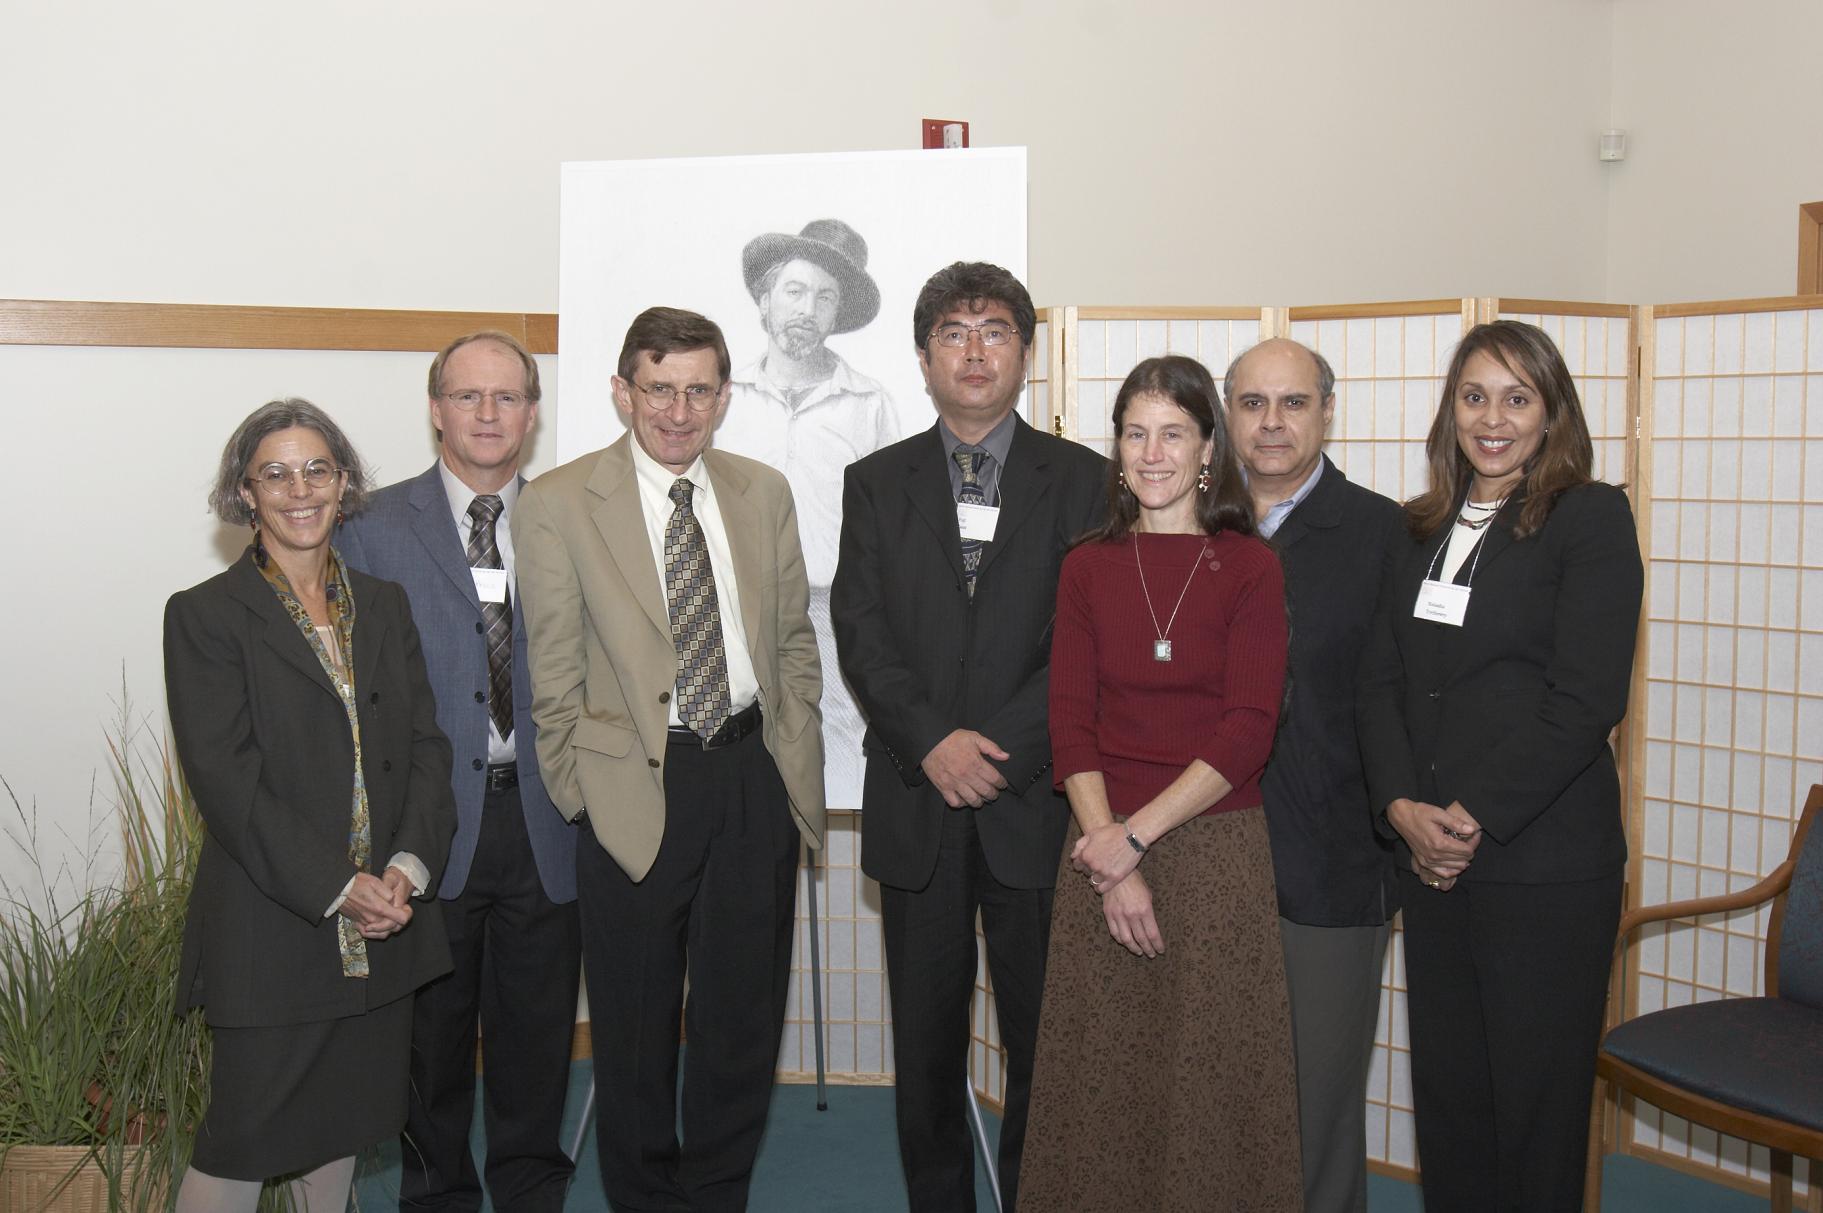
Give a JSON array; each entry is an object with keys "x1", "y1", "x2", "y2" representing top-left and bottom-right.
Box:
[
  {"x1": 1413, "y1": 579, "x2": 1470, "y2": 627},
  {"x1": 471, "y1": 567, "x2": 509, "y2": 604},
  {"x1": 957, "y1": 502, "x2": 1000, "y2": 542}
]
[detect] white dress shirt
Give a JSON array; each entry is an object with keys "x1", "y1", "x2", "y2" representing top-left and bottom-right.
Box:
[{"x1": 628, "y1": 440, "x2": 761, "y2": 725}]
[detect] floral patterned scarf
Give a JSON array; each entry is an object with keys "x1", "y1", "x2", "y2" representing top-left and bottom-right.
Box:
[{"x1": 256, "y1": 546, "x2": 372, "y2": 978}]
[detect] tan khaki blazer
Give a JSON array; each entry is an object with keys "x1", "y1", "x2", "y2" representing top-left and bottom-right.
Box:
[{"x1": 513, "y1": 435, "x2": 825, "y2": 882}]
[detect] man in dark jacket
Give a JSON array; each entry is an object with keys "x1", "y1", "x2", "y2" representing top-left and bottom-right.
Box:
[{"x1": 1226, "y1": 338, "x2": 1404, "y2": 1213}]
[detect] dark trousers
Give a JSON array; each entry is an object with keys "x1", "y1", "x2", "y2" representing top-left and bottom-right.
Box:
[
  {"x1": 402, "y1": 782, "x2": 582, "y2": 1213},
  {"x1": 578, "y1": 731, "x2": 799, "y2": 1213},
  {"x1": 1280, "y1": 917, "x2": 1390, "y2": 1213},
  {"x1": 1400, "y1": 869, "x2": 1623, "y2": 1213},
  {"x1": 880, "y1": 806, "x2": 1054, "y2": 1213}
]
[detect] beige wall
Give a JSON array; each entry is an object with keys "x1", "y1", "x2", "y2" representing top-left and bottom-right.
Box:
[
  {"x1": 3, "y1": 0, "x2": 1820, "y2": 887},
  {"x1": 3, "y1": 0, "x2": 1613, "y2": 311},
  {"x1": 1605, "y1": 0, "x2": 1823, "y2": 303}
]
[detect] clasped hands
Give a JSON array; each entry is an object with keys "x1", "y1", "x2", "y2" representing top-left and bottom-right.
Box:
[
  {"x1": 337, "y1": 865, "x2": 416, "y2": 940},
  {"x1": 1072, "y1": 822, "x2": 1164, "y2": 960},
  {"x1": 921, "y1": 729, "x2": 1010, "y2": 808},
  {"x1": 1387, "y1": 798, "x2": 1483, "y2": 893}
]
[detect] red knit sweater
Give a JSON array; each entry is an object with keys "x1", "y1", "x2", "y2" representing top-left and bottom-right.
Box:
[{"x1": 1049, "y1": 530, "x2": 1288, "y2": 816}]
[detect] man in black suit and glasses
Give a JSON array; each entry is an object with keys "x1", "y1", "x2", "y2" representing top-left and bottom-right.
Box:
[{"x1": 832, "y1": 261, "x2": 1105, "y2": 1212}]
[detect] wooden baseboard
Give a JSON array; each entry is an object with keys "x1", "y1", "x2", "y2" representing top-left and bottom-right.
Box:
[{"x1": 1367, "y1": 1158, "x2": 1419, "y2": 1185}]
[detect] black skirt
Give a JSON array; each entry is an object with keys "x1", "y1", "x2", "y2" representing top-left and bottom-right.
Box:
[{"x1": 189, "y1": 993, "x2": 414, "y2": 1179}]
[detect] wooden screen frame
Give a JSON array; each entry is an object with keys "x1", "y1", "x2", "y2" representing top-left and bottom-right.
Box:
[{"x1": 1800, "y1": 203, "x2": 1823, "y2": 297}]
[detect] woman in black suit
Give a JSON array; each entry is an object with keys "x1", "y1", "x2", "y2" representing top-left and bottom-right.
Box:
[
  {"x1": 165, "y1": 399, "x2": 454, "y2": 1212},
  {"x1": 1358, "y1": 321, "x2": 1643, "y2": 1211}
]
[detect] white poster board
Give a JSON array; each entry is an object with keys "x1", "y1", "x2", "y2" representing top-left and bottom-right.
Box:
[{"x1": 557, "y1": 147, "x2": 1029, "y2": 808}]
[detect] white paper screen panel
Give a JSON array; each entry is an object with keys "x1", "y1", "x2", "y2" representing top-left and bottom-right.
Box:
[
  {"x1": 1074, "y1": 314, "x2": 1265, "y2": 453},
  {"x1": 781, "y1": 814, "x2": 895, "y2": 1086},
  {"x1": 1288, "y1": 311, "x2": 1464, "y2": 511},
  {"x1": 1026, "y1": 314, "x2": 1051, "y2": 431},
  {"x1": 1626, "y1": 306, "x2": 1823, "y2": 1190},
  {"x1": 1497, "y1": 310, "x2": 1635, "y2": 486},
  {"x1": 1286, "y1": 307, "x2": 1468, "y2": 1170}
]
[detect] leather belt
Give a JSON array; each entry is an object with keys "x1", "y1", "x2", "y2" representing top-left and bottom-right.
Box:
[
  {"x1": 668, "y1": 702, "x2": 762, "y2": 751},
  {"x1": 484, "y1": 762, "x2": 519, "y2": 793}
]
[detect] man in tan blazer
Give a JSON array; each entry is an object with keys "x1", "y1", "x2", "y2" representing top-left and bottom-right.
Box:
[{"x1": 514, "y1": 307, "x2": 825, "y2": 1213}]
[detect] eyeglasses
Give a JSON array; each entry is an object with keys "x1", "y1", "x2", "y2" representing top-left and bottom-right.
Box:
[
  {"x1": 442, "y1": 390, "x2": 530, "y2": 411},
  {"x1": 634, "y1": 382, "x2": 721, "y2": 412},
  {"x1": 928, "y1": 321, "x2": 1018, "y2": 349},
  {"x1": 246, "y1": 459, "x2": 344, "y2": 496}
]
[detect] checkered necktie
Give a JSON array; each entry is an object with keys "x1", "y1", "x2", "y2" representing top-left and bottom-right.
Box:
[
  {"x1": 954, "y1": 446, "x2": 988, "y2": 597},
  {"x1": 664, "y1": 478, "x2": 732, "y2": 739},
  {"x1": 465, "y1": 494, "x2": 514, "y2": 740}
]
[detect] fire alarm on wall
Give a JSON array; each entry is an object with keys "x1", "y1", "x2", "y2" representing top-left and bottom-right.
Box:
[{"x1": 922, "y1": 119, "x2": 969, "y2": 149}]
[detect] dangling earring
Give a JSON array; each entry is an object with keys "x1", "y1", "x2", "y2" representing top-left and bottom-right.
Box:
[
  {"x1": 335, "y1": 506, "x2": 345, "y2": 528},
  {"x1": 1117, "y1": 471, "x2": 1131, "y2": 494},
  {"x1": 1196, "y1": 464, "x2": 1212, "y2": 494},
  {"x1": 250, "y1": 517, "x2": 268, "y2": 568}
]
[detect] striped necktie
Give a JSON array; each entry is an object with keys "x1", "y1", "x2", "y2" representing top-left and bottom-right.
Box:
[{"x1": 466, "y1": 495, "x2": 514, "y2": 741}]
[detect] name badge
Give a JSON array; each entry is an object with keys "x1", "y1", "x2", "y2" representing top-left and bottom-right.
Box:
[
  {"x1": 1413, "y1": 579, "x2": 1470, "y2": 627},
  {"x1": 472, "y1": 567, "x2": 509, "y2": 604},
  {"x1": 957, "y1": 502, "x2": 1000, "y2": 543}
]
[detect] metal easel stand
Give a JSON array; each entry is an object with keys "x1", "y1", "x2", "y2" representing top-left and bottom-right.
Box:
[
  {"x1": 965, "y1": 1076, "x2": 1002, "y2": 1213},
  {"x1": 805, "y1": 837, "x2": 828, "y2": 1110},
  {"x1": 568, "y1": 1068, "x2": 595, "y2": 1164}
]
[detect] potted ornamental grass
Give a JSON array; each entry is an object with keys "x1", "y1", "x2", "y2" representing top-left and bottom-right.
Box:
[{"x1": 0, "y1": 714, "x2": 208, "y2": 1212}]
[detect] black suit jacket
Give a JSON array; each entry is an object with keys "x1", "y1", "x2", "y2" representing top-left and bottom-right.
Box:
[
  {"x1": 832, "y1": 417, "x2": 1107, "y2": 891},
  {"x1": 1262, "y1": 456, "x2": 1405, "y2": 926},
  {"x1": 164, "y1": 551, "x2": 456, "y2": 1027},
  {"x1": 1357, "y1": 481, "x2": 1643, "y2": 884}
]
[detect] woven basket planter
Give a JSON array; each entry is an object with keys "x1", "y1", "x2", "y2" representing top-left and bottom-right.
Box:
[{"x1": 0, "y1": 1144, "x2": 164, "y2": 1213}]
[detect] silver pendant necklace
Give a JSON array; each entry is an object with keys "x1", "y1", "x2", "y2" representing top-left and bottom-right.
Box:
[{"x1": 1135, "y1": 534, "x2": 1210, "y2": 662}]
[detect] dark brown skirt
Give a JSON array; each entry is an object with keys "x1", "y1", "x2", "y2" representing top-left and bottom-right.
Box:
[
  {"x1": 189, "y1": 994, "x2": 413, "y2": 1180},
  {"x1": 1019, "y1": 808, "x2": 1303, "y2": 1212}
]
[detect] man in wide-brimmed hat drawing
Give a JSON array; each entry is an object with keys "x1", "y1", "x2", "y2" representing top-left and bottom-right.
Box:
[{"x1": 716, "y1": 217, "x2": 898, "y2": 808}]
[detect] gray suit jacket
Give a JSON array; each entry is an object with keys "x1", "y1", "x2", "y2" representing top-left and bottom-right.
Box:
[
  {"x1": 514, "y1": 436, "x2": 826, "y2": 883},
  {"x1": 339, "y1": 463, "x2": 577, "y2": 903}
]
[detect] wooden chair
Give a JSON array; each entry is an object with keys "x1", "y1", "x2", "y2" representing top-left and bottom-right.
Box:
[{"x1": 1585, "y1": 782, "x2": 1823, "y2": 1212}]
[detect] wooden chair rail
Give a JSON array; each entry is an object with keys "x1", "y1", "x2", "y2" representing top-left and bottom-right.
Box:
[{"x1": 1614, "y1": 859, "x2": 1796, "y2": 941}]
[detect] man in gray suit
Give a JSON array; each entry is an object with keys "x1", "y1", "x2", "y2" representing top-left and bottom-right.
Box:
[{"x1": 339, "y1": 330, "x2": 580, "y2": 1213}]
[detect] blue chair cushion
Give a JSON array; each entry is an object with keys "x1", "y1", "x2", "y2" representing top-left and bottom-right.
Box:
[{"x1": 1602, "y1": 996, "x2": 1823, "y2": 1132}]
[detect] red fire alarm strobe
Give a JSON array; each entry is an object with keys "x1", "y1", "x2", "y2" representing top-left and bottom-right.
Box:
[{"x1": 922, "y1": 119, "x2": 970, "y2": 149}]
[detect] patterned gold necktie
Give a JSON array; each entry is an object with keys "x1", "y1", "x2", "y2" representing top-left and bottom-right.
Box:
[
  {"x1": 466, "y1": 494, "x2": 514, "y2": 740},
  {"x1": 664, "y1": 478, "x2": 732, "y2": 738},
  {"x1": 954, "y1": 446, "x2": 988, "y2": 597}
]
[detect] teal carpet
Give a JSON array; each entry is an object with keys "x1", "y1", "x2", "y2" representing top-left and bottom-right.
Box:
[{"x1": 351, "y1": 1060, "x2": 1770, "y2": 1211}]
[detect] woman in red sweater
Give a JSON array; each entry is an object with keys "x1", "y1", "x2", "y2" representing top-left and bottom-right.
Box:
[{"x1": 1019, "y1": 355, "x2": 1300, "y2": 1210}]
